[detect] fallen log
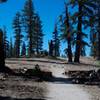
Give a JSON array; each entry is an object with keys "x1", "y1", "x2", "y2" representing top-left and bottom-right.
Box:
[{"x1": 65, "y1": 69, "x2": 100, "y2": 84}]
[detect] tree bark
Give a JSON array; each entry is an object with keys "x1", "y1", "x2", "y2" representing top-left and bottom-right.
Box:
[
  {"x1": 65, "y1": 5, "x2": 72, "y2": 62},
  {"x1": 97, "y1": 17, "x2": 100, "y2": 60},
  {"x1": 67, "y1": 38, "x2": 72, "y2": 62},
  {"x1": 74, "y1": 3, "x2": 82, "y2": 63},
  {"x1": 0, "y1": 29, "x2": 5, "y2": 67}
]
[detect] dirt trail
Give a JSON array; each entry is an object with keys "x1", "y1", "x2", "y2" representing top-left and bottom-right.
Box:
[
  {"x1": 5, "y1": 58, "x2": 99, "y2": 100},
  {"x1": 46, "y1": 64, "x2": 92, "y2": 100}
]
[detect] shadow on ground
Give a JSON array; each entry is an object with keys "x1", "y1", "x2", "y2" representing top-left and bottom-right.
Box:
[
  {"x1": 6, "y1": 59, "x2": 67, "y2": 64},
  {"x1": 74, "y1": 62, "x2": 100, "y2": 67},
  {"x1": 0, "y1": 96, "x2": 45, "y2": 100},
  {"x1": 47, "y1": 76, "x2": 73, "y2": 84},
  {"x1": 46, "y1": 76, "x2": 100, "y2": 86}
]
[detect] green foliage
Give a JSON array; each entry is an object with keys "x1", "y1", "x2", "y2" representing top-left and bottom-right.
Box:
[
  {"x1": 49, "y1": 40, "x2": 54, "y2": 56},
  {"x1": 94, "y1": 0, "x2": 100, "y2": 60},
  {"x1": 13, "y1": 12, "x2": 23, "y2": 57},
  {"x1": 21, "y1": 42, "x2": 26, "y2": 56},
  {"x1": 34, "y1": 14, "x2": 44, "y2": 54},
  {"x1": 9, "y1": 38, "x2": 13, "y2": 57},
  {"x1": 95, "y1": 60, "x2": 100, "y2": 67},
  {"x1": 89, "y1": 0, "x2": 100, "y2": 59},
  {"x1": 0, "y1": 0, "x2": 7, "y2": 67},
  {"x1": 22, "y1": 0, "x2": 44, "y2": 56},
  {"x1": 22, "y1": 0, "x2": 35, "y2": 56},
  {"x1": 69, "y1": 0, "x2": 96, "y2": 62},
  {"x1": 52, "y1": 23, "x2": 60, "y2": 57},
  {"x1": 3, "y1": 26, "x2": 9, "y2": 58}
]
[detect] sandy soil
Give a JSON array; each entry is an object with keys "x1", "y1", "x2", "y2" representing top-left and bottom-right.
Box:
[
  {"x1": 0, "y1": 74, "x2": 46, "y2": 100},
  {"x1": 46, "y1": 66, "x2": 91, "y2": 100},
  {"x1": 2, "y1": 57, "x2": 100, "y2": 100}
]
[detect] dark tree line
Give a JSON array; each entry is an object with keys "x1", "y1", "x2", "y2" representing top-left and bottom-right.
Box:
[
  {"x1": 0, "y1": 0, "x2": 7, "y2": 68},
  {"x1": 22, "y1": 0, "x2": 35, "y2": 56},
  {"x1": 0, "y1": 0, "x2": 100, "y2": 69},
  {"x1": 33, "y1": 14, "x2": 44, "y2": 54},
  {"x1": 60, "y1": 5, "x2": 73, "y2": 62},
  {"x1": 0, "y1": 0, "x2": 44, "y2": 69},
  {"x1": 94, "y1": 0, "x2": 100, "y2": 60},
  {"x1": 49, "y1": 24, "x2": 60, "y2": 58},
  {"x1": 11, "y1": 0, "x2": 44, "y2": 57},
  {"x1": 22, "y1": 0, "x2": 43, "y2": 56},
  {"x1": 59, "y1": 0, "x2": 99, "y2": 63},
  {"x1": 0, "y1": 29, "x2": 5, "y2": 67},
  {"x1": 52, "y1": 24, "x2": 60, "y2": 57},
  {"x1": 3, "y1": 26, "x2": 9, "y2": 58},
  {"x1": 13, "y1": 12, "x2": 23, "y2": 58}
]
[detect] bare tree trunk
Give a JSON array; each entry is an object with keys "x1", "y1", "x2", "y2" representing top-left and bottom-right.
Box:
[
  {"x1": 65, "y1": 5, "x2": 72, "y2": 62},
  {"x1": 97, "y1": 18, "x2": 100, "y2": 60},
  {"x1": 74, "y1": 3, "x2": 82, "y2": 63},
  {"x1": 67, "y1": 38, "x2": 72, "y2": 62},
  {"x1": 0, "y1": 29, "x2": 5, "y2": 67}
]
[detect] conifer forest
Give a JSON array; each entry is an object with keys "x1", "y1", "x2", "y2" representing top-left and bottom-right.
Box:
[{"x1": 0, "y1": 0, "x2": 100, "y2": 100}]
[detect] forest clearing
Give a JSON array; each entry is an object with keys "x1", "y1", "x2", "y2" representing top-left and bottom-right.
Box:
[
  {"x1": 0, "y1": 0, "x2": 100, "y2": 100},
  {"x1": 0, "y1": 57, "x2": 99, "y2": 100}
]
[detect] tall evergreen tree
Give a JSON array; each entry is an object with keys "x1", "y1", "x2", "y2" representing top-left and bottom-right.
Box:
[
  {"x1": 22, "y1": 0, "x2": 35, "y2": 56},
  {"x1": 21, "y1": 41, "x2": 26, "y2": 56},
  {"x1": 70, "y1": 0, "x2": 96, "y2": 62},
  {"x1": 0, "y1": 29, "x2": 5, "y2": 67},
  {"x1": 96, "y1": 0, "x2": 100, "y2": 60},
  {"x1": 0, "y1": 0, "x2": 7, "y2": 3},
  {"x1": 34, "y1": 14, "x2": 44, "y2": 54},
  {"x1": 88, "y1": 0, "x2": 100, "y2": 59},
  {"x1": 9, "y1": 38, "x2": 13, "y2": 57},
  {"x1": 0, "y1": 0, "x2": 7, "y2": 68},
  {"x1": 49, "y1": 40, "x2": 54, "y2": 56},
  {"x1": 81, "y1": 45, "x2": 86, "y2": 56},
  {"x1": 3, "y1": 26, "x2": 9, "y2": 58},
  {"x1": 52, "y1": 23, "x2": 60, "y2": 57},
  {"x1": 60, "y1": 5, "x2": 73, "y2": 62},
  {"x1": 90, "y1": 25, "x2": 97, "y2": 58},
  {"x1": 13, "y1": 12, "x2": 23, "y2": 57}
]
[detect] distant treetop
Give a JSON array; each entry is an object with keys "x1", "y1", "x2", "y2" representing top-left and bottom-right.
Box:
[{"x1": 0, "y1": 0, "x2": 7, "y2": 3}]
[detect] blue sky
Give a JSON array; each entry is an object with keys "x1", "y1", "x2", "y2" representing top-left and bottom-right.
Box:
[{"x1": 0, "y1": 0, "x2": 90, "y2": 56}]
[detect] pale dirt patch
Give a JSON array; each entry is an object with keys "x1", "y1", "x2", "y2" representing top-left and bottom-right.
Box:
[
  {"x1": 4, "y1": 57, "x2": 100, "y2": 100},
  {"x1": 46, "y1": 64, "x2": 92, "y2": 100}
]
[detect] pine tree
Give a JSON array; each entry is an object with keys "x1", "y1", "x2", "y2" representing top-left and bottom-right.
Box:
[
  {"x1": 0, "y1": 0, "x2": 7, "y2": 68},
  {"x1": 34, "y1": 14, "x2": 44, "y2": 54},
  {"x1": 13, "y1": 42, "x2": 16, "y2": 57},
  {"x1": 70, "y1": 0, "x2": 96, "y2": 62},
  {"x1": 49, "y1": 40, "x2": 54, "y2": 56},
  {"x1": 90, "y1": 25, "x2": 97, "y2": 58},
  {"x1": 13, "y1": 12, "x2": 23, "y2": 57},
  {"x1": 9, "y1": 38, "x2": 13, "y2": 57},
  {"x1": 60, "y1": 5, "x2": 73, "y2": 62},
  {"x1": 0, "y1": 0, "x2": 7, "y2": 3},
  {"x1": 21, "y1": 41, "x2": 26, "y2": 56},
  {"x1": 3, "y1": 26, "x2": 9, "y2": 58},
  {"x1": 52, "y1": 23, "x2": 60, "y2": 57},
  {"x1": 81, "y1": 45, "x2": 86, "y2": 56},
  {"x1": 22, "y1": 0, "x2": 35, "y2": 56},
  {"x1": 89, "y1": 0, "x2": 100, "y2": 59},
  {"x1": 96, "y1": 0, "x2": 100, "y2": 60},
  {"x1": 0, "y1": 29, "x2": 5, "y2": 67}
]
